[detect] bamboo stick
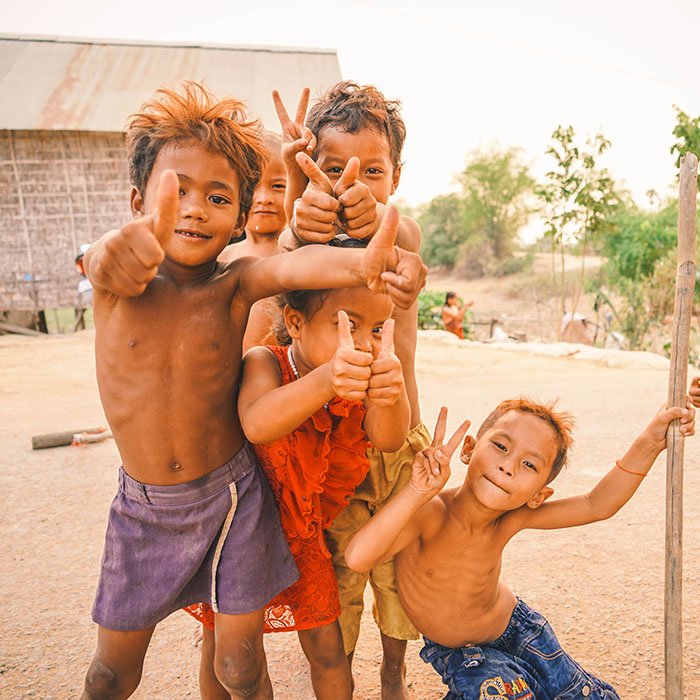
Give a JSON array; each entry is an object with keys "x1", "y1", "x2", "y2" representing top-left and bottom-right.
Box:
[{"x1": 665, "y1": 152, "x2": 697, "y2": 700}]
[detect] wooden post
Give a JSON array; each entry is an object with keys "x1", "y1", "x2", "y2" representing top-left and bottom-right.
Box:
[{"x1": 665, "y1": 152, "x2": 697, "y2": 699}]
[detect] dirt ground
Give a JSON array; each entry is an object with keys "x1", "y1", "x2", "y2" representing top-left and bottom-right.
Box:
[{"x1": 2, "y1": 326, "x2": 700, "y2": 699}]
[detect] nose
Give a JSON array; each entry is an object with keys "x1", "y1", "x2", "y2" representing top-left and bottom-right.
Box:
[
  {"x1": 497, "y1": 461, "x2": 514, "y2": 478},
  {"x1": 253, "y1": 185, "x2": 273, "y2": 206},
  {"x1": 354, "y1": 332, "x2": 373, "y2": 354},
  {"x1": 180, "y1": 192, "x2": 207, "y2": 221}
]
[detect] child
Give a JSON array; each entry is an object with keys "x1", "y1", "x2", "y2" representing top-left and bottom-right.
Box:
[
  {"x1": 441, "y1": 291, "x2": 472, "y2": 339},
  {"x1": 219, "y1": 131, "x2": 287, "y2": 352},
  {"x1": 80, "y1": 81, "x2": 426, "y2": 700},
  {"x1": 275, "y1": 81, "x2": 428, "y2": 699},
  {"x1": 345, "y1": 399, "x2": 696, "y2": 700},
  {"x1": 189, "y1": 276, "x2": 409, "y2": 699}
]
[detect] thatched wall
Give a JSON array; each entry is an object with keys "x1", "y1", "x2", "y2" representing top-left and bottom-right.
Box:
[{"x1": 0, "y1": 129, "x2": 131, "y2": 310}]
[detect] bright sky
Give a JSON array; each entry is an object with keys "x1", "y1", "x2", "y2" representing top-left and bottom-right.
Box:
[{"x1": 5, "y1": 0, "x2": 700, "y2": 219}]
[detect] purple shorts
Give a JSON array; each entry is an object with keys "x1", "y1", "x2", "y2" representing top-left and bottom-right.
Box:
[{"x1": 91, "y1": 443, "x2": 299, "y2": 631}]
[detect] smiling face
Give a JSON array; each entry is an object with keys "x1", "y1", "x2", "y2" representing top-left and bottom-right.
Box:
[
  {"x1": 315, "y1": 126, "x2": 400, "y2": 204},
  {"x1": 132, "y1": 140, "x2": 245, "y2": 266},
  {"x1": 246, "y1": 148, "x2": 287, "y2": 236},
  {"x1": 464, "y1": 410, "x2": 559, "y2": 512},
  {"x1": 285, "y1": 287, "x2": 394, "y2": 376}
]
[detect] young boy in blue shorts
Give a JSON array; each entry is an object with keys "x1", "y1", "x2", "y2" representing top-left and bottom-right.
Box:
[
  {"x1": 345, "y1": 398, "x2": 695, "y2": 699},
  {"x1": 80, "y1": 81, "x2": 426, "y2": 700},
  {"x1": 274, "y1": 81, "x2": 427, "y2": 700}
]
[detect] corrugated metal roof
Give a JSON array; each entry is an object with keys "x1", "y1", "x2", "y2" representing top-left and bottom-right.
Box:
[{"x1": 0, "y1": 34, "x2": 342, "y2": 131}]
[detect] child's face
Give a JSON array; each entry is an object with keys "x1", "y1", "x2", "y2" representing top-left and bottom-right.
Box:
[
  {"x1": 315, "y1": 126, "x2": 400, "y2": 204},
  {"x1": 133, "y1": 141, "x2": 245, "y2": 266},
  {"x1": 287, "y1": 287, "x2": 394, "y2": 376},
  {"x1": 464, "y1": 411, "x2": 558, "y2": 512},
  {"x1": 246, "y1": 149, "x2": 287, "y2": 236}
]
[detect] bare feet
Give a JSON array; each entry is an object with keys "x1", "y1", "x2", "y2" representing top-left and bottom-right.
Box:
[{"x1": 380, "y1": 659, "x2": 410, "y2": 700}]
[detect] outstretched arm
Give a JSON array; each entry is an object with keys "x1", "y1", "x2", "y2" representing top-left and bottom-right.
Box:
[
  {"x1": 345, "y1": 407, "x2": 471, "y2": 573},
  {"x1": 238, "y1": 207, "x2": 427, "y2": 309},
  {"x1": 84, "y1": 170, "x2": 178, "y2": 298},
  {"x1": 520, "y1": 400, "x2": 695, "y2": 531}
]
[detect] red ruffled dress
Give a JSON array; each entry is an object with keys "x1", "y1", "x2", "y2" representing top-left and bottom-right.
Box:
[{"x1": 185, "y1": 345, "x2": 370, "y2": 632}]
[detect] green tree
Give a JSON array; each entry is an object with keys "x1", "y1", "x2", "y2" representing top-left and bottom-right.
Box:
[
  {"x1": 671, "y1": 105, "x2": 700, "y2": 184},
  {"x1": 536, "y1": 126, "x2": 622, "y2": 338},
  {"x1": 417, "y1": 193, "x2": 466, "y2": 268}
]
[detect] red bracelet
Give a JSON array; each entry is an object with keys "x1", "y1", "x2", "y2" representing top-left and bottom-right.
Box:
[{"x1": 615, "y1": 460, "x2": 646, "y2": 477}]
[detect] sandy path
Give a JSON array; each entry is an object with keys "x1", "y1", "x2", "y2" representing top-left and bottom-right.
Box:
[{"x1": 1, "y1": 329, "x2": 699, "y2": 699}]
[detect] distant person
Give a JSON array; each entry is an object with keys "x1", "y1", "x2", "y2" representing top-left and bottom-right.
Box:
[
  {"x1": 219, "y1": 132, "x2": 287, "y2": 352},
  {"x1": 73, "y1": 244, "x2": 93, "y2": 330},
  {"x1": 345, "y1": 398, "x2": 695, "y2": 699},
  {"x1": 441, "y1": 291, "x2": 472, "y2": 339}
]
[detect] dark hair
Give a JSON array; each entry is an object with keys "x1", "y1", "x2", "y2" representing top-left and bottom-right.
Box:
[
  {"x1": 306, "y1": 81, "x2": 406, "y2": 171},
  {"x1": 273, "y1": 236, "x2": 367, "y2": 344},
  {"x1": 445, "y1": 291, "x2": 457, "y2": 304},
  {"x1": 476, "y1": 398, "x2": 575, "y2": 483},
  {"x1": 126, "y1": 81, "x2": 267, "y2": 216}
]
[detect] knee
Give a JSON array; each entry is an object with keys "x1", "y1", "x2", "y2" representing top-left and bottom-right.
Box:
[
  {"x1": 215, "y1": 644, "x2": 265, "y2": 698},
  {"x1": 304, "y1": 627, "x2": 349, "y2": 671},
  {"x1": 83, "y1": 659, "x2": 140, "y2": 700}
]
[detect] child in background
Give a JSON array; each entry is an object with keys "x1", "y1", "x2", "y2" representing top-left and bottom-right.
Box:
[
  {"x1": 275, "y1": 82, "x2": 427, "y2": 699},
  {"x1": 187, "y1": 275, "x2": 409, "y2": 700},
  {"x1": 81, "y1": 81, "x2": 426, "y2": 700},
  {"x1": 219, "y1": 132, "x2": 287, "y2": 352},
  {"x1": 345, "y1": 399, "x2": 695, "y2": 700},
  {"x1": 441, "y1": 291, "x2": 472, "y2": 339}
]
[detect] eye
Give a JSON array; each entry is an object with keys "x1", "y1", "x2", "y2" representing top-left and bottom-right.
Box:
[
  {"x1": 524, "y1": 461, "x2": 537, "y2": 471},
  {"x1": 326, "y1": 166, "x2": 343, "y2": 175},
  {"x1": 493, "y1": 441, "x2": 506, "y2": 452},
  {"x1": 179, "y1": 188, "x2": 186, "y2": 196},
  {"x1": 272, "y1": 183, "x2": 286, "y2": 190},
  {"x1": 210, "y1": 195, "x2": 230, "y2": 205},
  {"x1": 372, "y1": 325, "x2": 383, "y2": 335},
  {"x1": 366, "y1": 167, "x2": 383, "y2": 176}
]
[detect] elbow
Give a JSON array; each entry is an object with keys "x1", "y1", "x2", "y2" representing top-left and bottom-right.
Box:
[
  {"x1": 371, "y1": 434, "x2": 406, "y2": 453},
  {"x1": 344, "y1": 541, "x2": 371, "y2": 574}
]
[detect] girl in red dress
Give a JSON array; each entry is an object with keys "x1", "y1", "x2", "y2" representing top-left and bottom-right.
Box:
[{"x1": 187, "y1": 283, "x2": 410, "y2": 699}]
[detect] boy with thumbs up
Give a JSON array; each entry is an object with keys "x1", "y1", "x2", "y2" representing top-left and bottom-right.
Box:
[
  {"x1": 80, "y1": 82, "x2": 426, "y2": 700},
  {"x1": 275, "y1": 82, "x2": 429, "y2": 700}
]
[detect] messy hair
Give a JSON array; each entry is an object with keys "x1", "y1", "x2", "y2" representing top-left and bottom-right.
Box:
[
  {"x1": 273, "y1": 236, "x2": 368, "y2": 345},
  {"x1": 476, "y1": 398, "x2": 575, "y2": 483},
  {"x1": 126, "y1": 81, "x2": 267, "y2": 215},
  {"x1": 306, "y1": 81, "x2": 406, "y2": 170}
]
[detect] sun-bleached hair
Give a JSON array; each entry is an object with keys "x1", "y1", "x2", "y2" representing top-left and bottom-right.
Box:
[
  {"x1": 126, "y1": 81, "x2": 267, "y2": 215},
  {"x1": 476, "y1": 398, "x2": 575, "y2": 483},
  {"x1": 306, "y1": 81, "x2": 406, "y2": 170}
]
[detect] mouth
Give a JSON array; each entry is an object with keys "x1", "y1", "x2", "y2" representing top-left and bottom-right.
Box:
[
  {"x1": 250, "y1": 210, "x2": 278, "y2": 216},
  {"x1": 483, "y1": 475, "x2": 510, "y2": 494},
  {"x1": 175, "y1": 229, "x2": 212, "y2": 240}
]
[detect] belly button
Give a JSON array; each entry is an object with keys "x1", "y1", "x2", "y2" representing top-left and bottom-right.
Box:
[
  {"x1": 170, "y1": 461, "x2": 183, "y2": 472},
  {"x1": 128, "y1": 340, "x2": 137, "y2": 348}
]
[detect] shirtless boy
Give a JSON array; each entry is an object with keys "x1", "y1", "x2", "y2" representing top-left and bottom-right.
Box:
[
  {"x1": 345, "y1": 399, "x2": 695, "y2": 699},
  {"x1": 275, "y1": 82, "x2": 427, "y2": 699},
  {"x1": 81, "y1": 82, "x2": 426, "y2": 700}
]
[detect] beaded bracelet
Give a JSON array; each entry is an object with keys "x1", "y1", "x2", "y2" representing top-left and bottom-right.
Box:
[{"x1": 615, "y1": 459, "x2": 646, "y2": 477}]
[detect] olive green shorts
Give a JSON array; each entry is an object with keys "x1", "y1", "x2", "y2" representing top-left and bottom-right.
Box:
[{"x1": 325, "y1": 421, "x2": 431, "y2": 654}]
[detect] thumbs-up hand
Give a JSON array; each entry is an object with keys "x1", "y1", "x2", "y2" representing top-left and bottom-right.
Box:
[
  {"x1": 366, "y1": 318, "x2": 404, "y2": 407},
  {"x1": 85, "y1": 170, "x2": 178, "y2": 297},
  {"x1": 328, "y1": 310, "x2": 373, "y2": 401},
  {"x1": 293, "y1": 152, "x2": 342, "y2": 242},
  {"x1": 334, "y1": 158, "x2": 378, "y2": 240}
]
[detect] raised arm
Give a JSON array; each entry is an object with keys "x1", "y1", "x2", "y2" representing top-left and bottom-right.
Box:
[
  {"x1": 362, "y1": 318, "x2": 410, "y2": 451},
  {"x1": 84, "y1": 170, "x2": 178, "y2": 298},
  {"x1": 345, "y1": 407, "x2": 471, "y2": 573},
  {"x1": 239, "y1": 311, "x2": 376, "y2": 444},
  {"x1": 520, "y1": 400, "x2": 695, "y2": 531}
]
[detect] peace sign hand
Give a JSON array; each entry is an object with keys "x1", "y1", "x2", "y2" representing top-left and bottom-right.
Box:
[
  {"x1": 410, "y1": 407, "x2": 471, "y2": 495},
  {"x1": 328, "y1": 310, "x2": 373, "y2": 401},
  {"x1": 367, "y1": 319, "x2": 404, "y2": 407},
  {"x1": 87, "y1": 169, "x2": 178, "y2": 297},
  {"x1": 272, "y1": 88, "x2": 317, "y2": 170}
]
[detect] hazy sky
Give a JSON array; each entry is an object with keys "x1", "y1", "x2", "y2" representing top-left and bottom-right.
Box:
[{"x1": 5, "y1": 0, "x2": 700, "y2": 217}]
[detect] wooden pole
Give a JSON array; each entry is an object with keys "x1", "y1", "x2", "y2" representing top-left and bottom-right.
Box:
[{"x1": 665, "y1": 152, "x2": 697, "y2": 700}]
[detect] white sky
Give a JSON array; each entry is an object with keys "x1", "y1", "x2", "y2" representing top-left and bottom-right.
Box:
[{"x1": 5, "y1": 0, "x2": 700, "y2": 217}]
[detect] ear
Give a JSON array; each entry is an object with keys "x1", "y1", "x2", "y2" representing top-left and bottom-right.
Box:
[
  {"x1": 390, "y1": 164, "x2": 402, "y2": 195},
  {"x1": 235, "y1": 210, "x2": 248, "y2": 237},
  {"x1": 460, "y1": 435, "x2": 475, "y2": 465},
  {"x1": 130, "y1": 187, "x2": 145, "y2": 218},
  {"x1": 527, "y1": 486, "x2": 554, "y2": 510},
  {"x1": 283, "y1": 304, "x2": 304, "y2": 340}
]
